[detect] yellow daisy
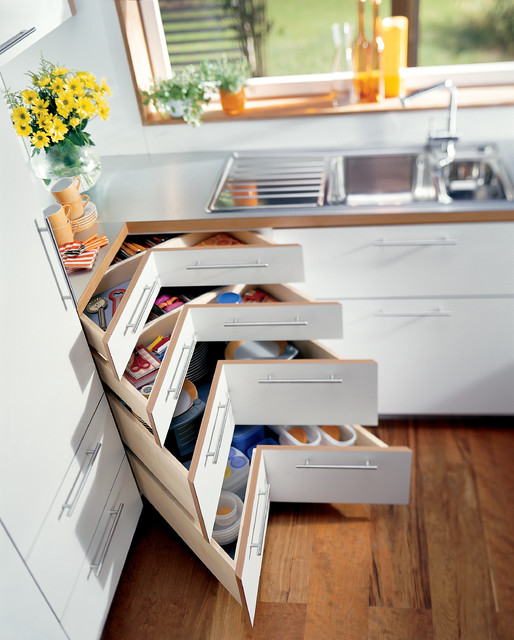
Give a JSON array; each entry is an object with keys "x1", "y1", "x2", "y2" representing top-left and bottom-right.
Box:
[
  {"x1": 76, "y1": 96, "x2": 96, "y2": 119},
  {"x1": 50, "y1": 77, "x2": 65, "y2": 94},
  {"x1": 55, "y1": 91, "x2": 76, "y2": 118},
  {"x1": 21, "y1": 89, "x2": 38, "y2": 105},
  {"x1": 101, "y1": 78, "x2": 113, "y2": 96},
  {"x1": 68, "y1": 116, "x2": 81, "y2": 128},
  {"x1": 52, "y1": 65, "x2": 69, "y2": 76},
  {"x1": 47, "y1": 118, "x2": 68, "y2": 143},
  {"x1": 97, "y1": 104, "x2": 110, "y2": 121},
  {"x1": 12, "y1": 105, "x2": 30, "y2": 123},
  {"x1": 31, "y1": 130, "x2": 50, "y2": 149},
  {"x1": 65, "y1": 76, "x2": 84, "y2": 96},
  {"x1": 38, "y1": 75, "x2": 51, "y2": 87},
  {"x1": 14, "y1": 121, "x2": 33, "y2": 137}
]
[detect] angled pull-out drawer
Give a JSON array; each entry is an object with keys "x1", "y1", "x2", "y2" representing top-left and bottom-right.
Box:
[
  {"x1": 223, "y1": 360, "x2": 377, "y2": 426},
  {"x1": 188, "y1": 366, "x2": 235, "y2": 540},
  {"x1": 236, "y1": 448, "x2": 270, "y2": 626},
  {"x1": 186, "y1": 301, "x2": 343, "y2": 342}
]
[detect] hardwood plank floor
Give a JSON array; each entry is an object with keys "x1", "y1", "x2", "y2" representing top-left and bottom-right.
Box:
[{"x1": 102, "y1": 417, "x2": 514, "y2": 640}]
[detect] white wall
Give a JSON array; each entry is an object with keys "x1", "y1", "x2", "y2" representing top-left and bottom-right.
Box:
[{"x1": 2, "y1": 0, "x2": 514, "y2": 161}]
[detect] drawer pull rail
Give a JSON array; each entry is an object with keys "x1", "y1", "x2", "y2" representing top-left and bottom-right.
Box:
[
  {"x1": 124, "y1": 282, "x2": 157, "y2": 335},
  {"x1": 249, "y1": 484, "x2": 270, "y2": 557},
  {"x1": 0, "y1": 27, "x2": 36, "y2": 55},
  {"x1": 186, "y1": 260, "x2": 269, "y2": 270},
  {"x1": 205, "y1": 396, "x2": 231, "y2": 464},
  {"x1": 36, "y1": 220, "x2": 74, "y2": 310},
  {"x1": 375, "y1": 307, "x2": 452, "y2": 317},
  {"x1": 90, "y1": 503, "x2": 124, "y2": 577},
  {"x1": 61, "y1": 443, "x2": 102, "y2": 517},
  {"x1": 259, "y1": 374, "x2": 342, "y2": 384},
  {"x1": 224, "y1": 316, "x2": 307, "y2": 327},
  {"x1": 297, "y1": 458, "x2": 378, "y2": 470},
  {"x1": 373, "y1": 237, "x2": 458, "y2": 247},
  {"x1": 166, "y1": 341, "x2": 195, "y2": 400}
]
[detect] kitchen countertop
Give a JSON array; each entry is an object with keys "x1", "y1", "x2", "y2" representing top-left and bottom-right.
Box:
[{"x1": 69, "y1": 146, "x2": 514, "y2": 310}]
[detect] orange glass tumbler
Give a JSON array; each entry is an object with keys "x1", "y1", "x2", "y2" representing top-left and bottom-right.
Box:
[{"x1": 382, "y1": 16, "x2": 408, "y2": 98}]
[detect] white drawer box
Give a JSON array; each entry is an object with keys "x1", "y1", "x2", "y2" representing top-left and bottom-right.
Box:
[
  {"x1": 26, "y1": 396, "x2": 125, "y2": 618},
  {"x1": 81, "y1": 231, "x2": 304, "y2": 379},
  {"x1": 328, "y1": 296, "x2": 514, "y2": 415},
  {"x1": 273, "y1": 223, "x2": 514, "y2": 299},
  {"x1": 61, "y1": 456, "x2": 142, "y2": 640},
  {"x1": 93, "y1": 282, "x2": 343, "y2": 447}
]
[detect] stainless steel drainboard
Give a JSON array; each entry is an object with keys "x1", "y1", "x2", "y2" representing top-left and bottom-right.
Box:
[{"x1": 207, "y1": 152, "x2": 329, "y2": 212}]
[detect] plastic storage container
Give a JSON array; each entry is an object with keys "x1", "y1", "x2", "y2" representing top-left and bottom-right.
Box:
[
  {"x1": 164, "y1": 398, "x2": 205, "y2": 462},
  {"x1": 247, "y1": 437, "x2": 278, "y2": 459},
  {"x1": 212, "y1": 491, "x2": 244, "y2": 546},
  {"x1": 318, "y1": 424, "x2": 357, "y2": 446},
  {"x1": 231, "y1": 424, "x2": 265, "y2": 455},
  {"x1": 222, "y1": 449, "x2": 250, "y2": 500},
  {"x1": 274, "y1": 425, "x2": 322, "y2": 446}
]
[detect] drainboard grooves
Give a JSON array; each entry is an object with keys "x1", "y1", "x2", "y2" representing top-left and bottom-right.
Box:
[{"x1": 208, "y1": 152, "x2": 329, "y2": 212}]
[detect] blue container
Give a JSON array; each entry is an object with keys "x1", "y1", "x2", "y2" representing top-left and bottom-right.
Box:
[
  {"x1": 247, "y1": 437, "x2": 278, "y2": 460},
  {"x1": 216, "y1": 292, "x2": 242, "y2": 304},
  {"x1": 231, "y1": 425, "x2": 265, "y2": 455}
]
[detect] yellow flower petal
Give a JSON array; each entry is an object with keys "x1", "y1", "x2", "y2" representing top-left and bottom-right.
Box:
[{"x1": 31, "y1": 130, "x2": 50, "y2": 149}]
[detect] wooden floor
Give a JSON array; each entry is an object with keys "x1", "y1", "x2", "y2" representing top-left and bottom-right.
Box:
[{"x1": 102, "y1": 417, "x2": 514, "y2": 640}]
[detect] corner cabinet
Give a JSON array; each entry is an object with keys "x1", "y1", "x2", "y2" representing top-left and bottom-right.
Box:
[
  {"x1": 82, "y1": 228, "x2": 412, "y2": 624},
  {"x1": 0, "y1": 0, "x2": 75, "y2": 66},
  {"x1": 273, "y1": 223, "x2": 514, "y2": 415}
]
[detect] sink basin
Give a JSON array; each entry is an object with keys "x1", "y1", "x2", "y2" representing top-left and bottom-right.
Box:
[{"x1": 207, "y1": 145, "x2": 514, "y2": 213}]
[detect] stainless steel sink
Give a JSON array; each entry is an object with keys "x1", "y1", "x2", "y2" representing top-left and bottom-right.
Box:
[{"x1": 207, "y1": 145, "x2": 514, "y2": 213}]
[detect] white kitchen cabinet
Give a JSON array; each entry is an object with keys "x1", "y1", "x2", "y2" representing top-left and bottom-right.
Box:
[
  {"x1": 0, "y1": 0, "x2": 75, "y2": 66},
  {"x1": 273, "y1": 224, "x2": 514, "y2": 415}
]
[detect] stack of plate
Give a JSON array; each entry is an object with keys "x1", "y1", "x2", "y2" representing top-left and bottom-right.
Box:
[
  {"x1": 72, "y1": 201, "x2": 98, "y2": 232},
  {"x1": 186, "y1": 342, "x2": 211, "y2": 383}
]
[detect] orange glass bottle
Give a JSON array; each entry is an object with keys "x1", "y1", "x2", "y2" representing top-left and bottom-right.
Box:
[
  {"x1": 353, "y1": 0, "x2": 369, "y2": 101},
  {"x1": 368, "y1": 0, "x2": 385, "y2": 102}
]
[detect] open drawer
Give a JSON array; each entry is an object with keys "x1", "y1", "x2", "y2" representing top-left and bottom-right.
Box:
[
  {"x1": 81, "y1": 231, "x2": 305, "y2": 379},
  {"x1": 93, "y1": 282, "x2": 343, "y2": 447},
  {"x1": 108, "y1": 390, "x2": 410, "y2": 626}
]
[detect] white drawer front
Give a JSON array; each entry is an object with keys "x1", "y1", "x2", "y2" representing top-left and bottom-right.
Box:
[
  {"x1": 188, "y1": 301, "x2": 343, "y2": 342},
  {"x1": 105, "y1": 252, "x2": 161, "y2": 378},
  {"x1": 236, "y1": 450, "x2": 270, "y2": 625},
  {"x1": 61, "y1": 457, "x2": 142, "y2": 640},
  {"x1": 27, "y1": 396, "x2": 125, "y2": 618},
  {"x1": 262, "y1": 446, "x2": 412, "y2": 504},
  {"x1": 273, "y1": 223, "x2": 514, "y2": 298},
  {"x1": 152, "y1": 244, "x2": 304, "y2": 286},
  {"x1": 329, "y1": 297, "x2": 514, "y2": 414},
  {"x1": 223, "y1": 360, "x2": 377, "y2": 426},
  {"x1": 189, "y1": 367, "x2": 235, "y2": 540}
]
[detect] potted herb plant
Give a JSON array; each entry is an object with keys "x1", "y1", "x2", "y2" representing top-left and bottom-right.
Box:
[
  {"x1": 140, "y1": 66, "x2": 210, "y2": 127},
  {"x1": 202, "y1": 56, "x2": 251, "y2": 115}
]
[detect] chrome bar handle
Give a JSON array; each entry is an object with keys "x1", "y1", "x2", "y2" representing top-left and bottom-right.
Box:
[
  {"x1": 62, "y1": 443, "x2": 102, "y2": 517},
  {"x1": 166, "y1": 342, "x2": 195, "y2": 400},
  {"x1": 297, "y1": 459, "x2": 378, "y2": 470},
  {"x1": 205, "y1": 396, "x2": 231, "y2": 464},
  {"x1": 259, "y1": 373, "x2": 343, "y2": 384},
  {"x1": 0, "y1": 27, "x2": 36, "y2": 55},
  {"x1": 249, "y1": 484, "x2": 270, "y2": 557},
  {"x1": 124, "y1": 281, "x2": 157, "y2": 334},
  {"x1": 375, "y1": 308, "x2": 451, "y2": 317},
  {"x1": 90, "y1": 503, "x2": 124, "y2": 577},
  {"x1": 224, "y1": 316, "x2": 307, "y2": 327},
  {"x1": 373, "y1": 237, "x2": 458, "y2": 246},
  {"x1": 35, "y1": 220, "x2": 73, "y2": 310},
  {"x1": 186, "y1": 259, "x2": 269, "y2": 270}
]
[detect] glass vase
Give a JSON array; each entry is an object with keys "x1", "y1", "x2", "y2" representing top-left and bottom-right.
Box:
[{"x1": 31, "y1": 141, "x2": 102, "y2": 192}]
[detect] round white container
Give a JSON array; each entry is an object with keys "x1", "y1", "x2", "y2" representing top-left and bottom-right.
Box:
[
  {"x1": 222, "y1": 450, "x2": 250, "y2": 500},
  {"x1": 277, "y1": 425, "x2": 322, "y2": 446},
  {"x1": 212, "y1": 491, "x2": 244, "y2": 546},
  {"x1": 215, "y1": 492, "x2": 239, "y2": 528},
  {"x1": 318, "y1": 424, "x2": 357, "y2": 446}
]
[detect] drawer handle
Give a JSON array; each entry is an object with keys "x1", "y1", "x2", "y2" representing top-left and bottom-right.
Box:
[
  {"x1": 90, "y1": 503, "x2": 124, "y2": 577},
  {"x1": 166, "y1": 341, "x2": 195, "y2": 400},
  {"x1": 224, "y1": 316, "x2": 308, "y2": 327},
  {"x1": 205, "y1": 396, "x2": 231, "y2": 464},
  {"x1": 186, "y1": 259, "x2": 269, "y2": 270},
  {"x1": 0, "y1": 27, "x2": 36, "y2": 55},
  {"x1": 61, "y1": 443, "x2": 102, "y2": 517},
  {"x1": 124, "y1": 282, "x2": 157, "y2": 335},
  {"x1": 259, "y1": 373, "x2": 342, "y2": 384},
  {"x1": 375, "y1": 307, "x2": 452, "y2": 317},
  {"x1": 249, "y1": 484, "x2": 270, "y2": 558},
  {"x1": 373, "y1": 237, "x2": 458, "y2": 246},
  {"x1": 297, "y1": 458, "x2": 378, "y2": 470},
  {"x1": 35, "y1": 220, "x2": 74, "y2": 310}
]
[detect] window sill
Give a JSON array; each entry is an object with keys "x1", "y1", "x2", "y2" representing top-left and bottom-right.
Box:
[{"x1": 142, "y1": 84, "x2": 514, "y2": 126}]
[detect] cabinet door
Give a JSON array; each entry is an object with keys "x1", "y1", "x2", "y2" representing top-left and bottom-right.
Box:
[
  {"x1": 0, "y1": 0, "x2": 74, "y2": 66},
  {"x1": 0, "y1": 98, "x2": 103, "y2": 558}
]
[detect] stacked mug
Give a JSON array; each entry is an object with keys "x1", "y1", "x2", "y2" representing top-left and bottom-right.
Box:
[{"x1": 44, "y1": 177, "x2": 89, "y2": 246}]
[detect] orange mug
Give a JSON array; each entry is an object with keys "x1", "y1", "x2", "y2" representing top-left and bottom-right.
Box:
[
  {"x1": 61, "y1": 194, "x2": 90, "y2": 221},
  {"x1": 43, "y1": 202, "x2": 72, "y2": 230},
  {"x1": 52, "y1": 220, "x2": 75, "y2": 247},
  {"x1": 50, "y1": 176, "x2": 82, "y2": 204}
]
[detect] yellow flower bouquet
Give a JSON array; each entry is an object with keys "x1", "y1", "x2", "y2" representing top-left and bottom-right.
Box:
[{"x1": 4, "y1": 57, "x2": 112, "y2": 189}]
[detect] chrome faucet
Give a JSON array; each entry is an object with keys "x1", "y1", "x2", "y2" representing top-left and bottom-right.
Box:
[{"x1": 401, "y1": 79, "x2": 459, "y2": 166}]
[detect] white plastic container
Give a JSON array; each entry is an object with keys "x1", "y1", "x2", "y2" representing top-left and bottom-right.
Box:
[
  {"x1": 212, "y1": 491, "x2": 244, "y2": 546},
  {"x1": 222, "y1": 449, "x2": 250, "y2": 500},
  {"x1": 318, "y1": 424, "x2": 357, "y2": 446},
  {"x1": 275, "y1": 425, "x2": 322, "y2": 446}
]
